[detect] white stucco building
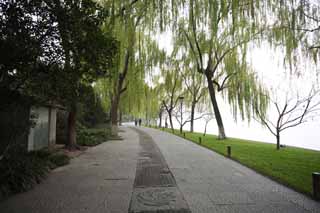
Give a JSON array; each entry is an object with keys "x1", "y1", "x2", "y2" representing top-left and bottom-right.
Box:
[{"x1": 27, "y1": 105, "x2": 57, "y2": 151}]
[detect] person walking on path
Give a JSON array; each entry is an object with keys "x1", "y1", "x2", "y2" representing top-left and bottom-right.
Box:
[{"x1": 138, "y1": 118, "x2": 142, "y2": 126}]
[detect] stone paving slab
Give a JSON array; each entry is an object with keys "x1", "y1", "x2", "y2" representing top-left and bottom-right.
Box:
[
  {"x1": 141, "y1": 126, "x2": 320, "y2": 213},
  {"x1": 129, "y1": 128, "x2": 190, "y2": 213},
  {"x1": 130, "y1": 187, "x2": 190, "y2": 213},
  {"x1": 0, "y1": 127, "x2": 140, "y2": 213}
]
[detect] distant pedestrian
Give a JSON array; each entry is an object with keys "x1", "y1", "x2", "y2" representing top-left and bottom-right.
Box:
[
  {"x1": 134, "y1": 119, "x2": 137, "y2": 126},
  {"x1": 138, "y1": 118, "x2": 142, "y2": 126}
]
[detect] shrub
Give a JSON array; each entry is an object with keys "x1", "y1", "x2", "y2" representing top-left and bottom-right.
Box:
[
  {"x1": 48, "y1": 153, "x2": 70, "y2": 169},
  {"x1": 32, "y1": 149, "x2": 52, "y2": 159},
  {"x1": 77, "y1": 128, "x2": 110, "y2": 146},
  {"x1": 0, "y1": 148, "x2": 70, "y2": 199},
  {"x1": 0, "y1": 149, "x2": 50, "y2": 198}
]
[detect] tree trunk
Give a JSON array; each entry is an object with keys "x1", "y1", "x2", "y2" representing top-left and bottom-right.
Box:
[
  {"x1": 119, "y1": 110, "x2": 122, "y2": 126},
  {"x1": 180, "y1": 125, "x2": 183, "y2": 134},
  {"x1": 110, "y1": 50, "x2": 130, "y2": 135},
  {"x1": 190, "y1": 101, "x2": 196, "y2": 132},
  {"x1": 203, "y1": 122, "x2": 208, "y2": 136},
  {"x1": 168, "y1": 111, "x2": 174, "y2": 132},
  {"x1": 165, "y1": 117, "x2": 168, "y2": 128},
  {"x1": 67, "y1": 103, "x2": 77, "y2": 150},
  {"x1": 159, "y1": 110, "x2": 162, "y2": 127},
  {"x1": 276, "y1": 131, "x2": 280, "y2": 150},
  {"x1": 145, "y1": 109, "x2": 148, "y2": 126},
  {"x1": 110, "y1": 93, "x2": 120, "y2": 135},
  {"x1": 110, "y1": 95, "x2": 119, "y2": 125},
  {"x1": 207, "y1": 75, "x2": 226, "y2": 139},
  {"x1": 55, "y1": 4, "x2": 77, "y2": 149}
]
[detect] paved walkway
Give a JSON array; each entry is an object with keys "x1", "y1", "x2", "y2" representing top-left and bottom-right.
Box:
[
  {"x1": 1, "y1": 126, "x2": 319, "y2": 213},
  {"x1": 128, "y1": 128, "x2": 190, "y2": 212},
  {"x1": 142, "y1": 127, "x2": 320, "y2": 213},
  {"x1": 0, "y1": 127, "x2": 140, "y2": 213}
]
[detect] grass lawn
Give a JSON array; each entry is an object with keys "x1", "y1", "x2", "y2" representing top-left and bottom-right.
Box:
[{"x1": 154, "y1": 127, "x2": 320, "y2": 197}]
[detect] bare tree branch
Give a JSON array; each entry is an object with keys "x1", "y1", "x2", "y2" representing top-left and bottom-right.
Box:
[
  {"x1": 309, "y1": 45, "x2": 320, "y2": 50},
  {"x1": 174, "y1": 109, "x2": 211, "y2": 128},
  {"x1": 181, "y1": 29, "x2": 201, "y2": 73},
  {"x1": 120, "y1": 0, "x2": 140, "y2": 16},
  {"x1": 254, "y1": 106, "x2": 277, "y2": 137},
  {"x1": 209, "y1": 30, "x2": 263, "y2": 76},
  {"x1": 190, "y1": 0, "x2": 203, "y2": 70},
  {"x1": 212, "y1": 72, "x2": 237, "y2": 92},
  {"x1": 255, "y1": 88, "x2": 320, "y2": 148}
]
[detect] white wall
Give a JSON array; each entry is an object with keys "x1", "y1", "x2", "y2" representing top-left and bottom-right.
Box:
[{"x1": 28, "y1": 107, "x2": 49, "y2": 151}]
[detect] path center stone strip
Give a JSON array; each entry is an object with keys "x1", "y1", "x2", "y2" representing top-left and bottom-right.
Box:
[{"x1": 129, "y1": 128, "x2": 191, "y2": 213}]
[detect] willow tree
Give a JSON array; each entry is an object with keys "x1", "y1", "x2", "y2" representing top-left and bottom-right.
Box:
[
  {"x1": 94, "y1": 35, "x2": 166, "y2": 125},
  {"x1": 180, "y1": 63, "x2": 207, "y2": 132},
  {"x1": 142, "y1": 85, "x2": 160, "y2": 126},
  {"x1": 107, "y1": 9, "x2": 138, "y2": 133},
  {"x1": 174, "y1": 0, "x2": 268, "y2": 139},
  {"x1": 99, "y1": 0, "x2": 169, "y2": 133},
  {"x1": 151, "y1": 78, "x2": 167, "y2": 128},
  {"x1": 161, "y1": 62, "x2": 184, "y2": 132},
  {"x1": 268, "y1": 1, "x2": 320, "y2": 65}
]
